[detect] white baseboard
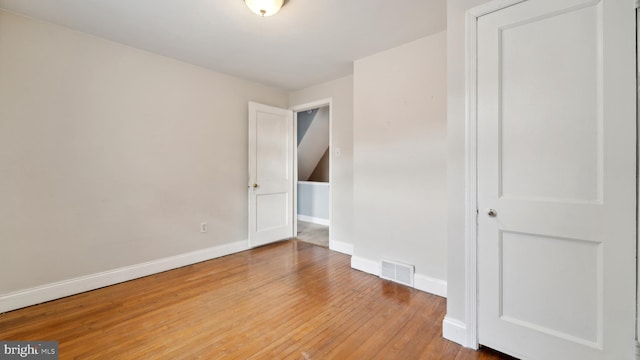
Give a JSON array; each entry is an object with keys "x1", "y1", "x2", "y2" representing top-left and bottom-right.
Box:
[
  {"x1": 414, "y1": 273, "x2": 447, "y2": 298},
  {"x1": 350, "y1": 256, "x2": 447, "y2": 298},
  {"x1": 443, "y1": 316, "x2": 467, "y2": 346},
  {"x1": 329, "y1": 240, "x2": 353, "y2": 255},
  {"x1": 351, "y1": 256, "x2": 380, "y2": 276},
  {"x1": 0, "y1": 240, "x2": 249, "y2": 313},
  {"x1": 297, "y1": 215, "x2": 330, "y2": 226}
]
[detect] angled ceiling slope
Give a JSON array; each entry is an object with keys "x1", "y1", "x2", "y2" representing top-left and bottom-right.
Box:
[{"x1": 0, "y1": 0, "x2": 446, "y2": 91}]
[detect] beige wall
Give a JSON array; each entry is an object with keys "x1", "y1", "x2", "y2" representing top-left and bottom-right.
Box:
[
  {"x1": 0, "y1": 10, "x2": 288, "y2": 294},
  {"x1": 289, "y1": 76, "x2": 354, "y2": 247},
  {"x1": 353, "y1": 32, "x2": 447, "y2": 284}
]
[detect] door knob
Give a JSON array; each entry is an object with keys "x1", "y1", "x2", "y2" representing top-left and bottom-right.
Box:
[
  {"x1": 252, "y1": 183, "x2": 259, "y2": 188},
  {"x1": 487, "y1": 209, "x2": 497, "y2": 217}
]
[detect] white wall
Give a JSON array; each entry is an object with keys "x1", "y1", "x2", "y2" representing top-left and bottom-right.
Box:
[
  {"x1": 0, "y1": 11, "x2": 287, "y2": 299},
  {"x1": 352, "y1": 32, "x2": 447, "y2": 296},
  {"x1": 297, "y1": 182, "x2": 330, "y2": 224},
  {"x1": 289, "y1": 76, "x2": 354, "y2": 251}
]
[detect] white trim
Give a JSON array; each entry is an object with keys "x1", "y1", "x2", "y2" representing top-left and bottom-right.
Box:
[
  {"x1": 443, "y1": 317, "x2": 468, "y2": 346},
  {"x1": 293, "y1": 109, "x2": 299, "y2": 238},
  {"x1": 350, "y1": 256, "x2": 380, "y2": 276},
  {"x1": 297, "y1": 180, "x2": 330, "y2": 186},
  {"x1": 637, "y1": 6, "x2": 640, "y2": 347},
  {"x1": 297, "y1": 215, "x2": 330, "y2": 226},
  {"x1": 0, "y1": 240, "x2": 249, "y2": 313},
  {"x1": 351, "y1": 256, "x2": 448, "y2": 298},
  {"x1": 329, "y1": 239, "x2": 353, "y2": 255},
  {"x1": 414, "y1": 274, "x2": 447, "y2": 298},
  {"x1": 463, "y1": 5, "x2": 480, "y2": 350},
  {"x1": 290, "y1": 98, "x2": 333, "y2": 113},
  {"x1": 460, "y1": 0, "x2": 528, "y2": 350},
  {"x1": 290, "y1": 98, "x2": 333, "y2": 246}
]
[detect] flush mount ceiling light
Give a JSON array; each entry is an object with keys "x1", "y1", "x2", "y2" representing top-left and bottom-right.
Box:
[{"x1": 244, "y1": 0, "x2": 284, "y2": 17}]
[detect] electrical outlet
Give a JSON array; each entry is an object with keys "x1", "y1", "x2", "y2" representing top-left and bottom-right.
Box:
[{"x1": 200, "y1": 222, "x2": 208, "y2": 233}]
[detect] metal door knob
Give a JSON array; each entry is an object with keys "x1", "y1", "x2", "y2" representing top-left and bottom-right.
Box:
[
  {"x1": 487, "y1": 209, "x2": 497, "y2": 217},
  {"x1": 252, "y1": 183, "x2": 259, "y2": 188}
]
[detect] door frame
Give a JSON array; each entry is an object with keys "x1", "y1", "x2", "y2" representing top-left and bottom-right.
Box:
[
  {"x1": 290, "y1": 98, "x2": 333, "y2": 243},
  {"x1": 635, "y1": 0, "x2": 640, "y2": 352},
  {"x1": 463, "y1": 0, "x2": 528, "y2": 350}
]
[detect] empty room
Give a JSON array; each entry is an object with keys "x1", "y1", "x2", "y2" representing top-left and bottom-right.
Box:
[{"x1": 0, "y1": 0, "x2": 636, "y2": 359}]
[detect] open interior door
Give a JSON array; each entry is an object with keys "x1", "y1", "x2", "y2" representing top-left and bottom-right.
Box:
[{"x1": 248, "y1": 102, "x2": 294, "y2": 247}]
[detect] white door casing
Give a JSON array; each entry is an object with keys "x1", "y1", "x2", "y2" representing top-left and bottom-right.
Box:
[
  {"x1": 637, "y1": 5, "x2": 640, "y2": 352},
  {"x1": 475, "y1": 0, "x2": 635, "y2": 359},
  {"x1": 290, "y1": 98, "x2": 333, "y2": 243},
  {"x1": 248, "y1": 102, "x2": 294, "y2": 247}
]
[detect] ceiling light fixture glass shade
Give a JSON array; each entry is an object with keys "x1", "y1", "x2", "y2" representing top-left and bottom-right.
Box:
[{"x1": 244, "y1": 0, "x2": 284, "y2": 17}]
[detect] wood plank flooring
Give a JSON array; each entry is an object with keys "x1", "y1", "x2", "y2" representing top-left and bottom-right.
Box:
[{"x1": 0, "y1": 240, "x2": 515, "y2": 359}]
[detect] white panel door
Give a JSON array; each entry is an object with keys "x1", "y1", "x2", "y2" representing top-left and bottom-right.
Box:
[
  {"x1": 248, "y1": 102, "x2": 294, "y2": 247},
  {"x1": 477, "y1": 0, "x2": 635, "y2": 359}
]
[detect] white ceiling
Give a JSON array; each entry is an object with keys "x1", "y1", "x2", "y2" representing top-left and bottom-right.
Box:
[{"x1": 0, "y1": 0, "x2": 446, "y2": 91}]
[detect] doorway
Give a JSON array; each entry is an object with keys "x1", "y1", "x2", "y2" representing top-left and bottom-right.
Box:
[{"x1": 292, "y1": 101, "x2": 332, "y2": 248}]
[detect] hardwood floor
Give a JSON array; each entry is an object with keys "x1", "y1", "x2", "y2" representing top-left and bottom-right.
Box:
[{"x1": 0, "y1": 240, "x2": 515, "y2": 359}]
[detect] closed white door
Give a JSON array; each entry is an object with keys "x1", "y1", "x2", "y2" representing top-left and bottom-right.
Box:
[
  {"x1": 248, "y1": 102, "x2": 294, "y2": 247},
  {"x1": 477, "y1": 0, "x2": 635, "y2": 359}
]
